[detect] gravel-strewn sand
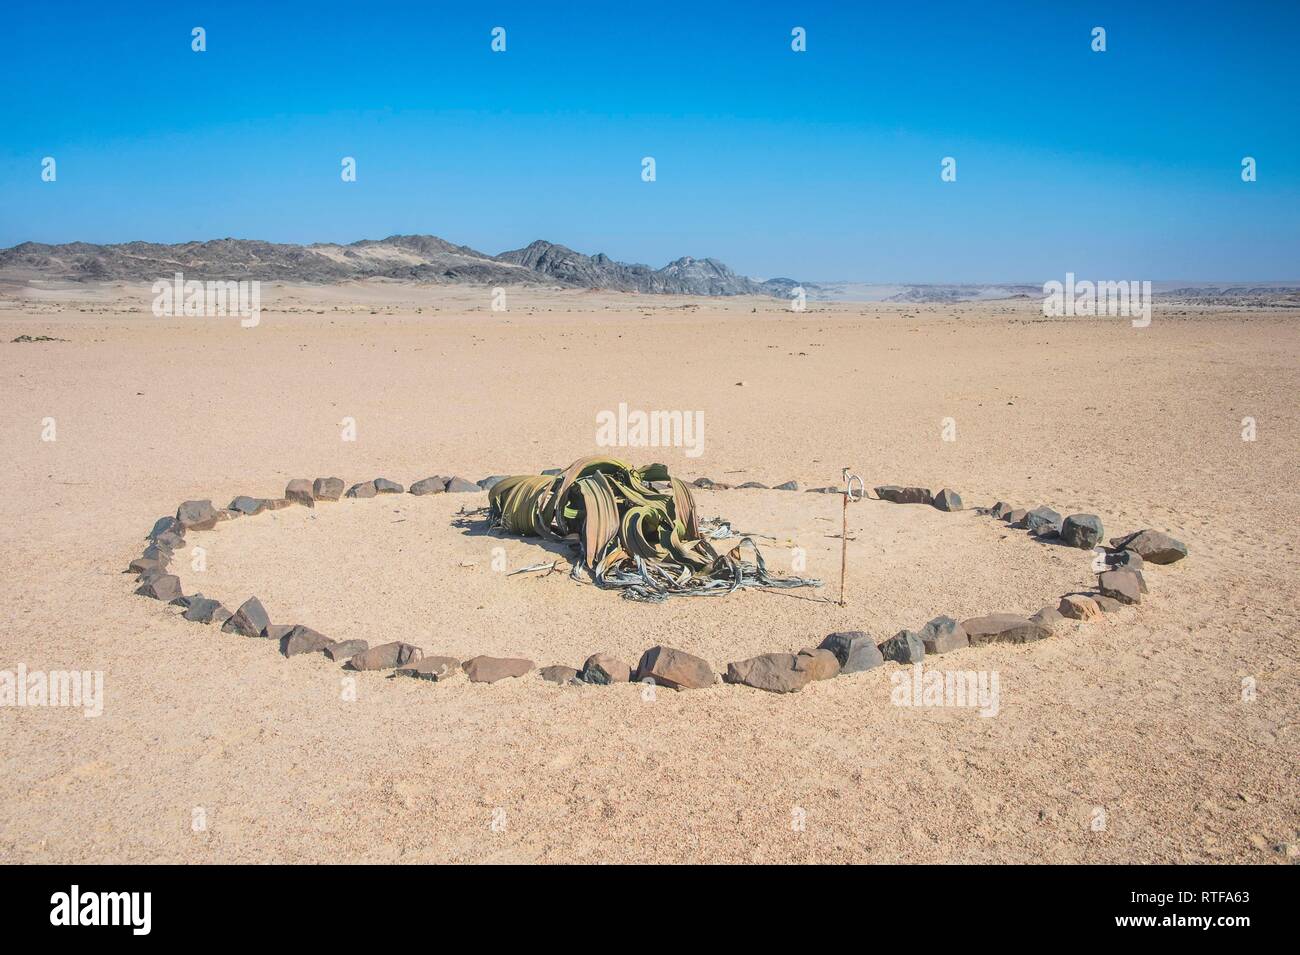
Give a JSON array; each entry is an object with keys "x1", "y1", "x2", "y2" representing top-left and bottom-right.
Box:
[{"x1": 1, "y1": 284, "x2": 1296, "y2": 863}]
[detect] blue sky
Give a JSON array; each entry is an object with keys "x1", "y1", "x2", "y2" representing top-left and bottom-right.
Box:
[{"x1": 1, "y1": 0, "x2": 1297, "y2": 282}]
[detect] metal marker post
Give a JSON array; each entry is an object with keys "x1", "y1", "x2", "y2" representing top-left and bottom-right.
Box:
[{"x1": 840, "y1": 467, "x2": 864, "y2": 607}]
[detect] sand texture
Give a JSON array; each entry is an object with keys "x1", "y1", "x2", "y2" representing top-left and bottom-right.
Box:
[{"x1": 0, "y1": 284, "x2": 1296, "y2": 863}]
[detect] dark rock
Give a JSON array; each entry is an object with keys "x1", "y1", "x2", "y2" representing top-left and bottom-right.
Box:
[
  {"x1": 1061, "y1": 514, "x2": 1104, "y2": 549},
  {"x1": 541, "y1": 468, "x2": 562, "y2": 476},
  {"x1": 285, "y1": 479, "x2": 315, "y2": 507},
  {"x1": 580, "y1": 653, "x2": 632, "y2": 685},
  {"x1": 961, "y1": 613, "x2": 1050, "y2": 645},
  {"x1": 692, "y1": 477, "x2": 715, "y2": 488},
  {"x1": 1030, "y1": 606, "x2": 1065, "y2": 633},
  {"x1": 444, "y1": 476, "x2": 480, "y2": 493},
  {"x1": 1023, "y1": 506, "x2": 1062, "y2": 532},
  {"x1": 1093, "y1": 595, "x2": 1124, "y2": 613},
  {"x1": 1032, "y1": 524, "x2": 1060, "y2": 540},
  {"x1": 477, "y1": 475, "x2": 509, "y2": 491},
  {"x1": 398, "y1": 656, "x2": 462, "y2": 682},
  {"x1": 875, "y1": 485, "x2": 933, "y2": 505},
  {"x1": 1098, "y1": 569, "x2": 1142, "y2": 605},
  {"x1": 818, "y1": 631, "x2": 884, "y2": 673},
  {"x1": 879, "y1": 630, "x2": 926, "y2": 664},
  {"x1": 1005, "y1": 508, "x2": 1029, "y2": 526},
  {"x1": 265, "y1": 624, "x2": 296, "y2": 642},
  {"x1": 148, "y1": 516, "x2": 184, "y2": 540},
  {"x1": 176, "y1": 500, "x2": 220, "y2": 531},
  {"x1": 152, "y1": 530, "x2": 186, "y2": 550},
  {"x1": 1109, "y1": 529, "x2": 1187, "y2": 564},
  {"x1": 221, "y1": 597, "x2": 271, "y2": 637},
  {"x1": 794, "y1": 648, "x2": 841, "y2": 680},
  {"x1": 806, "y1": 486, "x2": 839, "y2": 494},
  {"x1": 262, "y1": 497, "x2": 292, "y2": 510},
  {"x1": 409, "y1": 476, "x2": 449, "y2": 495},
  {"x1": 313, "y1": 477, "x2": 345, "y2": 501},
  {"x1": 989, "y1": 502, "x2": 1014, "y2": 520},
  {"x1": 634, "y1": 646, "x2": 715, "y2": 690},
  {"x1": 183, "y1": 597, "x2": 230, "y2": 625},
  {"x1": 933, "y1": 488, "x2": 963, "y2": 511},
  {"x1": 1105, "y1": 549, "x2": 1144, "y2": 572},
  {"x1": 280, "y1": 625, "x2": 334, "y2": 657},
  {"x1": 918, "y1": 615, "x2": 968, "y2": 654},
  {"x1": 462, "y1": 655, "x2": 535, "y2": 683},
  {"x1": 737, "y1": 481, "x2": 769, "y2": 489},
  {"x1": 128, "y1": 556, "x2": 165, "y2": 576},
  {"x1": 142, "y1": 540, "x2": 172, "y2": 563},
  {"x1": 229, "y1": 495, "x2": 268, "y2": 516},
  {"x1": 538, "y1": 665, "x2": 581, "y2": 685},
  {"x1": 348, "y1": 641, "x2": 423, "y2": 671},
  {"x1": 373, "y1": 478, "x2": 404, "y2": 494},
  {"x1": 346, "y1": 481, "x2": 378, "y2": 499},
  {"x1": 775, "y1": 480, "x2": 800, "y2": 491},
  {"x1": 723, "y1": 653, "x2": 812, "y2": 693},
  {"x1": 136, "y1": 574, "x2": 182, "y2": 601},
  {"x1": 324, "y1": 639, "x2": 368, "y2": 661}
]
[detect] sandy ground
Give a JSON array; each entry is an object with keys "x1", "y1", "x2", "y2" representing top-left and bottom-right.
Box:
[{"x1": 0, "y1": 282, "x2": 1296, "y2": 864}]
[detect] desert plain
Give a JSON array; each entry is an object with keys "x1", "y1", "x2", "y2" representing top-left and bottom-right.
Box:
[{"x1": 0, "y1": 282, "x2": 1296, "y2": 863}]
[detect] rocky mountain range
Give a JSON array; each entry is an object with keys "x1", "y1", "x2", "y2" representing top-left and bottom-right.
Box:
[{"x1": 0, "y1": 234, "x2": 800, "y2": 297}]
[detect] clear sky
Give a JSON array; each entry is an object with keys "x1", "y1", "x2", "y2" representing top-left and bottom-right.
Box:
[{"x1": 2, "y1": 0, "x2": 1297, "y2": 282}]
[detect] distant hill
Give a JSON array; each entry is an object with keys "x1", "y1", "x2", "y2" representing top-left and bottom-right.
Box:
[{"x1": 0, "y1": 234, "x2": 801, "y2": 297}]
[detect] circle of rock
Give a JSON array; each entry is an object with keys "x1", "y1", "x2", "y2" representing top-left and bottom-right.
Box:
[{"x1": 127, "y1": 474, "x2": 1185, "y2": 694}]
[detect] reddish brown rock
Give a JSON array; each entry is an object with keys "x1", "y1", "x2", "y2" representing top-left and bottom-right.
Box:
[
  {"x1": 538, "y1": 665, "x2": 581, "y2": 685},
  {"x1": 961, "y1": 613, "x2": 1050, "y2": 645},
  {"x1": 723, "y1": 653, "x2": 812, "y2": 693},
  {"x1": 324, "y1": 639, "x2": 368, "y2": 661},
  {"x1": 276, "y1": 626, "x2": 331, "y2": 656},
  {"x1": 221, "y1": 597, "x2": 271, "y2": 637},
  {"x1": 462, "y1": 655, "x2": 535, "y2": 683},
  {"x1": 313, "y1": 477, "x2": 345, "y2": 501},
  {"x1": 1098, "y1": 569, "x2": 1143, "y2": 605},
  {"x1": 409, "y1": 476, "x2": 449, "y2": 495},
  {"x1": 348, "y1": 641, "x2": 423, "y2": 671},
  {"x1": 580, "y1": 652, "x2": 633, "y2": 685},
  {"x1": 635, "y1": 645, "x2": 716, "y2": 690},
  {"x1": 1109, "y1": 529, "x2": 1187, "y2": 564},
  {"x1": 794, "y1": 648, "x2": 841, "y2": 681},
  {"x1": 136, "y1": 574, "x2": 182, "y2": 601},
  {"x1": 397, "y1": 656, "x2": 461, "y2": 682},
  {"x1": 176, "y1": 500, "x2": 220, "y2": 531},
  {"x1": 285, "y1": 479, "x2": 315, "y2": 507}
]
